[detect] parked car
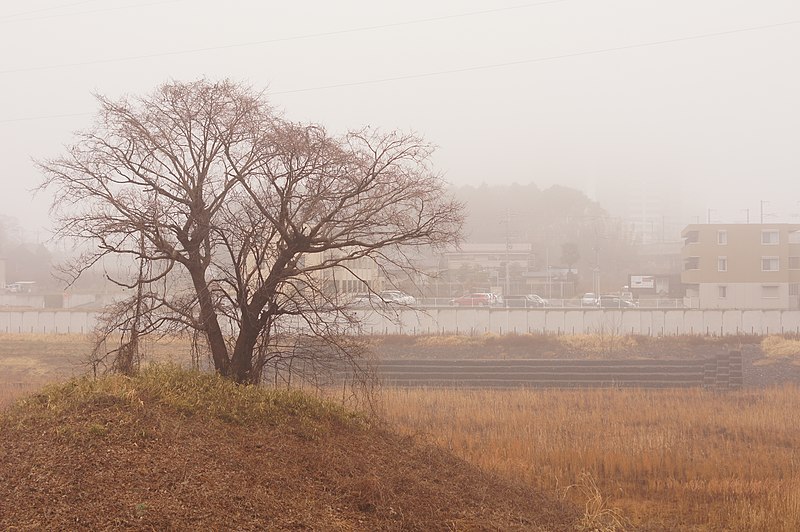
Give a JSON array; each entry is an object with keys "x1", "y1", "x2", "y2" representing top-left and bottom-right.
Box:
[
  {"x1": 349, "y1": 293, "x2": 386, "y2": 308},
  {"x1": 451, "y1": 293, "x2": 495, "y2": 307},
  {"x1": 502, "y1": 294, "x2": 550, "y2": 308},
  {"x1": 505, "y1": 295, "x2": 530, "y2": 308},
  {"x1": 379, "y1": 290, "x2": 416, "y2": 305},
  {"x1": 524, "y1": 294, "x2": 549, "y2": 307},
  {"x1": 580, "y1": 293, "x2": 598, "y2": 306},
  {"x1": 506, "y1": 294, "x2": 548, "y2": 308},
  {"x1": 597, "y1": 295, "x2": 638, "y2": 308}
]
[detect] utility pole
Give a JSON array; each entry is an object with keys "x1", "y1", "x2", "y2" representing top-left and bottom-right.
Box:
[
  {"x1": 593, "y1": 222, "x2": 601, "y2": 296},
  {"x1": 499, "y1": 209, "x2": 517, "y2": 296},
  {"x1": 546, "y1": 247, "x2": 551, "y2": 299}
]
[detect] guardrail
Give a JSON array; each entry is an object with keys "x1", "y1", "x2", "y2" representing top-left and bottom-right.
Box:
[{"x1": 414, "y1": 298, "x2": 686, "y2": 309}]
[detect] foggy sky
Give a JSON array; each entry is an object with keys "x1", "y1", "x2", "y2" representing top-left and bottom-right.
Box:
[{"x1": 1, "y1": 0, "x2": 799, "y2": 240}]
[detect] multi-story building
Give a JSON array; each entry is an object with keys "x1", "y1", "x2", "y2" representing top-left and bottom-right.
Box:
[
  {"x1": 302, "y1": 249, "x2": 384, "y2": 295},
  {"x1": 441, "y1": 243, "x2": 535, "y2": 296},
  {"x1": 681, "y1": 224, "x2": 800, "y2": 309},
  {"x1": 441, "y1": 243, "x2": 534, "y2": 272}
]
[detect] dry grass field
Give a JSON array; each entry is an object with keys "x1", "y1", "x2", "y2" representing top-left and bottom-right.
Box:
[
  {"x1": 3, "y1": 332, "x2": 800, "y2": 529},
  {"x1": 0, "y1": 333, "x2": 86, "y2": 408},
  {"x1": 379, "y1": 386, "x2": 800, "y2": 531},
  {"x1": 0, "y1": 333, "x2": 195, "y2": 409}
]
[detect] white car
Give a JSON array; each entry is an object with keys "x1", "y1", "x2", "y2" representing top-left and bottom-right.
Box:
[
  {"x1": 581, "y1": 293, "x2": 598, "y2": 307},
  {"x1": 379, "y1": 290, "x2": 416, "y2": 305},
  {"x1": 525, "y1": 294, "x2": 548, "y2": 307},
  {"x1": 349, "y1": 293, "x2": 386, "y2": 308}
]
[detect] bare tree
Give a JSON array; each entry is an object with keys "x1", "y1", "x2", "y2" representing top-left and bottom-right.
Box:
[{"x1": 39, "y1": 79, "x2": 463, "y2": 384}]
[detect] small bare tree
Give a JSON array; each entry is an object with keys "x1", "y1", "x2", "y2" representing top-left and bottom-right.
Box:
[{"x1": 39, "y1": 79, "x2": 463, "y2": 384}]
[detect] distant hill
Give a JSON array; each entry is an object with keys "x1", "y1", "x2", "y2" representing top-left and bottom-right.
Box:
[{"x1": 0, "y1": 367, "x2": 576, "y2": 530}]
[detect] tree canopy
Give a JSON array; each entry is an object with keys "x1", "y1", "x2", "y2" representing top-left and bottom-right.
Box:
[{"x1": 39, "y1": 79, "x2": 463, "y2": 383}]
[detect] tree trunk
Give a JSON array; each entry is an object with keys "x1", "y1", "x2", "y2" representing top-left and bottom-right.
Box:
[
  {"x1": 231, "y1": 319, "x2": 259, "y2": 384},
  {"x1": 228, "y1": 252, "x2": 291, "y2": 384},
  {"x1": 190, "y1": 269, "x2": 231, "y2": 376}
]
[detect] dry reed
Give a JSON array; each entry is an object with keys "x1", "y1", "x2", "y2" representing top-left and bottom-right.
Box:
[{"x1": 379, "y1": 385, "x2": 800, "y2": 531}]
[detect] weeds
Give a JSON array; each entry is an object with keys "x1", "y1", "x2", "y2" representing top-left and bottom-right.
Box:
[
  {"x1": 762, "y1": 335, "x2": 800, "y2": 360},
  {"x1": 8, "y1": 365, "x2": 369, "y2": 432},
  {"x1": 567, "y1": 471, "x2": 631, "y2": 531}
]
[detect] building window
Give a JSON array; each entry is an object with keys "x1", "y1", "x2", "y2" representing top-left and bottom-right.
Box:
[
  {"x1": 762, "y1": 285, "x2": 779, "y2": 299},
  {"x1": 717, "y1": 230, "x2": 727, "y2": 245},
  {"x1": 717, "y1": 257, "x2": 727, "y2": 272},
  {"x1": 790, "y1": 257, "x2": 800, "y2": 270},
  {"x1": 762, "y1": 230, "x2": 779, "y2": 245},
  {"x1": 684, "y1": 230, "x2": 699, "y2": 244},
  {"x1": 790, "y1": 284, "x2": 799, "y2": 297},
  {"x1": 790, "y1": 231, "x2": 800, "y2": 244},
  {"x1": 718, "y1": 285, "x2": 727, "y2": 298},
  {"x1": 684, "y1": 257, "x2": 700, "y2": 270},
  {"x1": 761, "y1": 257, "x2": 780, "y2": 272}
]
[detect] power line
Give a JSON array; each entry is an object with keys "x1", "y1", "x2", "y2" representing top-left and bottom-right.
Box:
[
  {"x1": 0, "y1": 111, "x2": 92, "y2": 124},
  {"x1": 0, "y1": 0, "x2": 99, "y2": 20},
  {"x1": 0, "y1": 1, "x2": 569, "y2": 73},
  {"x1": 271, "y1": 18, "x2": 800, "y2": 94},
  {"x1": 0, "y1": 0, "x2": 184, "y2": 25},
  {"x1": 1, "y1": 18, "x2": 798, "y2": 124}
]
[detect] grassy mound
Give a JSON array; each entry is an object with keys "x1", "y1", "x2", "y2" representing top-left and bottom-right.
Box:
[{"x1": 0, "y1": 366, "x2": 575, "y2": 530}]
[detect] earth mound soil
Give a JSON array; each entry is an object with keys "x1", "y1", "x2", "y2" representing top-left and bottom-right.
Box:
[{"x1": 0, "y1": 367, "x2": 576, "y2": 531}]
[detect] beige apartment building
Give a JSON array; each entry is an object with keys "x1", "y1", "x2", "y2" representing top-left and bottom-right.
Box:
[
  {"x1": 681, "y1": 224, "x2": 800, "y2": 309},
  {"x1": 302, "y1": 249, "x2": 384, "y2": 295}
]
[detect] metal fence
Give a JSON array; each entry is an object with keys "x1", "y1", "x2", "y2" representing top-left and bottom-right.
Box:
[{"x1": 414, "y1": 298, "x2": 686, "y2": 309}]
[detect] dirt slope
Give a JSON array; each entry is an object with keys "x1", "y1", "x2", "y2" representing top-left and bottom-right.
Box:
[{"x1": 0, "y1": 368, "x2": 576, "y2": 531}]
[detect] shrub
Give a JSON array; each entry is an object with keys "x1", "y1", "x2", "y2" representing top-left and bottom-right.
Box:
[{"x1": 761, "y1": 336, "x2": 800, "y2": 360}]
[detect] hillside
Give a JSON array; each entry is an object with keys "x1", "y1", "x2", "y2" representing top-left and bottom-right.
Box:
[{"x1": 0, "y1": 367, "x2": 576, "y2": 530}]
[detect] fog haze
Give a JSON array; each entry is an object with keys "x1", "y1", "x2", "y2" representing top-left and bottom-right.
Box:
[{"x1": 1, "y1": 0, "x2": 799, "y2": 238}]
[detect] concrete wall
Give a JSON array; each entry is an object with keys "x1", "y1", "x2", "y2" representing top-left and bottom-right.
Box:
[
  {"x1": 698, "y1": 282, "x2": 793, "y2": 310},
  {"x1": 0, "y1": 310, "x2": 97, "y2": 334},
  {"x1": 2, "y1": 308, "x2": 800, "y2": 336}
]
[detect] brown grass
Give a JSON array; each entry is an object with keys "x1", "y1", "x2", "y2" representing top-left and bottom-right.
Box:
[
  {"x1": 762, "y1": 335, "x2": 800, "y2": 360},
  {"x1": 0, "y1": 333, "x2": 197, "y2": 410},
  {"x1": 379, "y1": 385, "x2": 800, "y2": 531},
  {"x1": 0, "y1": 367, "x2": 576, "y2": 530},
  {"x1": 4, "y1": 332, "x2": 798, "y2": 529},
  {"x1": 373, "y1": 332, "x2": 749, "y2": 360}
]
